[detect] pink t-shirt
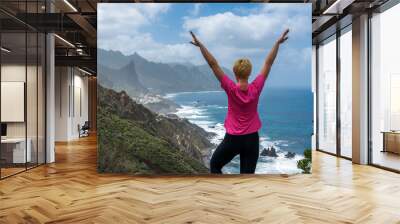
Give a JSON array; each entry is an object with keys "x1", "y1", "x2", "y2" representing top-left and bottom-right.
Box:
[{"x1": 220, "y1": 74, "x2": 266, "y2": 135}]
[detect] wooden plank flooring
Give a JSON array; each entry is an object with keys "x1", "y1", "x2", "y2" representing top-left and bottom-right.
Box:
[{"x1": 1, "y1": 135, "x2": 400, "y2": 223}]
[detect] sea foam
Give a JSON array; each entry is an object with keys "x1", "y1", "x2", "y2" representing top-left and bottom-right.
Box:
[{"x1": 170, "y1": 92, "x2": 304, "y2": 175}]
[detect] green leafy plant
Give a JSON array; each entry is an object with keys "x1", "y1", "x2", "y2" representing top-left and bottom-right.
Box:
[{"x1": 297, "y1": 149, "x2": 312, "y2": 174}]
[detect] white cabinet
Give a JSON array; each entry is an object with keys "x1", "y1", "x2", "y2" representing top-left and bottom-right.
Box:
[{"x1": 1, "y1": 138, "x2": 32, "y2": 163}]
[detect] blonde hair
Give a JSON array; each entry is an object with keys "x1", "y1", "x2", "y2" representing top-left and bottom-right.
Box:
[{"x1": 233, "y1": 58, "x2": 252, "y2": 80}]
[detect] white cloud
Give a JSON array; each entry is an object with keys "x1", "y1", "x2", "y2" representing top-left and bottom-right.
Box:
[
  {"x1": 278, "y1": 47, "x2": 312, "y2": 69},
  {"x1": 98, "y1": 3, "x2": 311, "y2": 72},
  {"x1": 98, "y1": 3, "x2": 193, "y2": 63},
  {"x1": 100, "y1": 32, "x2": 202, "y2": 64},
  {"x1": 261, "y1": 3, "x2": 311, "y2": 14},
  {"x1": 191, "y1": 3, "x2": 202, "y2": 16},
  {"x1": 98, "y1": 3, "x2": 170, "y2": 42},
  {"x1": 183, "y1": 12, "x2": 281, "y2": 45},
  {"x1": 182, "y1": 7, "x2": 310, "y2": 45},
  {"x1": 135, "y1": 3, "x2": 171, "y2": 18},
  {"x1": 181, "y1": 5, "x2": 310, "y2": 69}
]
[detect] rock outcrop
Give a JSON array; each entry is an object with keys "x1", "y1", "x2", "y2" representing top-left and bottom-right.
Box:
[
  {"x1": 261, "y1": 147, "x2": 278, "y2": 157},
  {"x1": 285, "y1": 152, "x2": 296, "y2": 159}
]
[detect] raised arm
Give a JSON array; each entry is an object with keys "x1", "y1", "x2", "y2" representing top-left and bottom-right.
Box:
[
  {"x1": 259, "y1": 29, "x2": 289, "y2": 79},
  {"x1": 190, "y1": 31, "x2": 224, "y2": 82}
]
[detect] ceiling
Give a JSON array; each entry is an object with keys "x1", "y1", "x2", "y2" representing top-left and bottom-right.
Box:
[
  {"x1": 0, "y1": 0, "x2": 394, "y2": 74},
  {"x1": 1, "y1": 0, "x2": 99, "y2": 74},
  {"x1": 310, "y1": 0, "x2": 390, "y2": 43}
]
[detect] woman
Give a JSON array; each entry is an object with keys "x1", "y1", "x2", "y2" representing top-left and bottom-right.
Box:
[{"x1": 190, "y1": 29, "x2": 289, "y2": 174}]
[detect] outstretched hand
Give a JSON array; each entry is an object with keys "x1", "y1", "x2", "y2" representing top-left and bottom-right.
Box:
[
  {"x1": 278, "y1": 29, "x2": 289, "y2": 44},
  {"x1": 260, "y1": 29, "x2": 289, "y2": 78},
  {"x1": 188, "y1": 31, "x2": 224, "y2": 81},
  {"x1": 189, "y1": 31, "x2": 201, "y2": 47}
]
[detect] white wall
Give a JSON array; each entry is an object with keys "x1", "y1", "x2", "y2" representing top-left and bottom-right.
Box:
[
  {"x1": 55, "y1": 66, "x2": 70, "y2": 141},
  {"x1": 55, "y1": 67, "x2": 89, "y2": 141},
  {"x1": 370, "y1": 3, "x2": 400, "y2": 157},
  {"x1": 340, "y1": 30, "x2": 353, "y2": 158},
  {"x1": 1, "y1": 65, "x2": 39, "y2": 138},
  {"x1": 1, "y1": 65, "x2": 26, "y2": 132},
  {"x1": 318, "y1": 37, "x2": 337, "y2": 154},
  {"x1": 311, "y1": 45, "x2": 317, "y2": 150},
  {"x1": 72, "y1": 73, "x2": 89, "y2": 138},
  {"x1": 1, "y1": 63, "x2": 46, "y2": 164}
]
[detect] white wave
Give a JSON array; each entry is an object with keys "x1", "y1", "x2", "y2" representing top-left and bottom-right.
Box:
[
  {"x1": 204, "y1": 104, "x2": 228, "y2": 109},
  {"x1": 175, "y1": 105, "x2": 204, "y2": 117},
  {"x1": 175, "y1": 105, "x2": 207, "y2": 115},
  {"x1": 165, "y1": 90, "x2": 224, "y2": 99},
  {"x1": 164, "y1": 93, "x2": 179, "y2": 99},
  {"x1": 221, "y1": 138, "x2": 304, "y2": 175},
  {"x1": 172, "y1": 99, "x2": 304, "y2": 175},
  {"x1": 255, "y1": 153, "x2": 304, "y2": 175},
  {"x1": 257, "y1": 138, "x2": 304, "y2": 174},
  {"x1": 175, "y1": 105, "x2": 224, "y2": 145},
  {"x1": 204, "y1": 123, "x2": 225, "y2": 145}
]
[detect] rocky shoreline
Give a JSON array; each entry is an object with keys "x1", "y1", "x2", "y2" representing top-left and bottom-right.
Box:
[
  {"x1": 260, "y1": 146, "x2": 296, "y2": 159},
  {"x1": 97, "y1": 85, "x2": 215, "y2": 174}
]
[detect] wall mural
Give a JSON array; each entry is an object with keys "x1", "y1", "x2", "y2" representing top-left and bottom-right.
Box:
[{"x1": 97, "y1": 3, "x2": 312, "y2": 175}]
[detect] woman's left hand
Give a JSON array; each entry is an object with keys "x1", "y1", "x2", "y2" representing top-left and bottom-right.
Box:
[
  {"x1": 278, "y1": 29, "x2": 289, "y2": 44},
  {"x1": 190, "y1": 31, "x2": 201, "y2": 47}
]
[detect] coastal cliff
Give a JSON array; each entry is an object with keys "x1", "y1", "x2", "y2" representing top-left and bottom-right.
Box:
[{"x1": 97, "y1": 85, "x2": 214, "y2": 174}]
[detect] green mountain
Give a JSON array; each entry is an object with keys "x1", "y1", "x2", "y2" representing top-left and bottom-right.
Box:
[
  {"x1": 98, "y1": 48, "x2": 233, "y2": 94},
  {"x1": 98, "y1": 60, "x2": 148, "y2": 96},
  {"x1": 97, "y1": 85, "x2": 213, "y2": 174},
  {"x1": 98, "y1": 61, "x2": 180, "y2": 114}
]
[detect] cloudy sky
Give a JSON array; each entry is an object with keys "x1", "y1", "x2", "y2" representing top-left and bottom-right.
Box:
[{"x1": 98, "y1": 3, "x2": 311, "y2": 88}]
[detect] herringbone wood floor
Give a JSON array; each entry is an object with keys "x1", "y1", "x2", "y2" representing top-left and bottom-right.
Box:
[{"x1": 1, "y1": 135, "x2": 400, "y2": 224}]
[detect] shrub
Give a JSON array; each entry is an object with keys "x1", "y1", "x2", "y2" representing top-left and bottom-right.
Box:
[{"x1": 297, "y1": 149, "x2": 312, "y2": 174}]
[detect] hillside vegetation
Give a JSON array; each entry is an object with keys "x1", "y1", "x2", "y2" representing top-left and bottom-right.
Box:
[{"x1": 97, "y1": 85, "x2": 212, "y2": 174}]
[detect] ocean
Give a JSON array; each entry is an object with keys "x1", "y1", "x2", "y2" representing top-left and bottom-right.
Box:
[{"x1": 165, "y1": 88, "x2": 313, "y2": 174}]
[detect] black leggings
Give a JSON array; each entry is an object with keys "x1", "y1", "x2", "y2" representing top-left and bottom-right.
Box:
[{"x1": 210, "y1": 132, "x2": 259, "y2": 174}]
